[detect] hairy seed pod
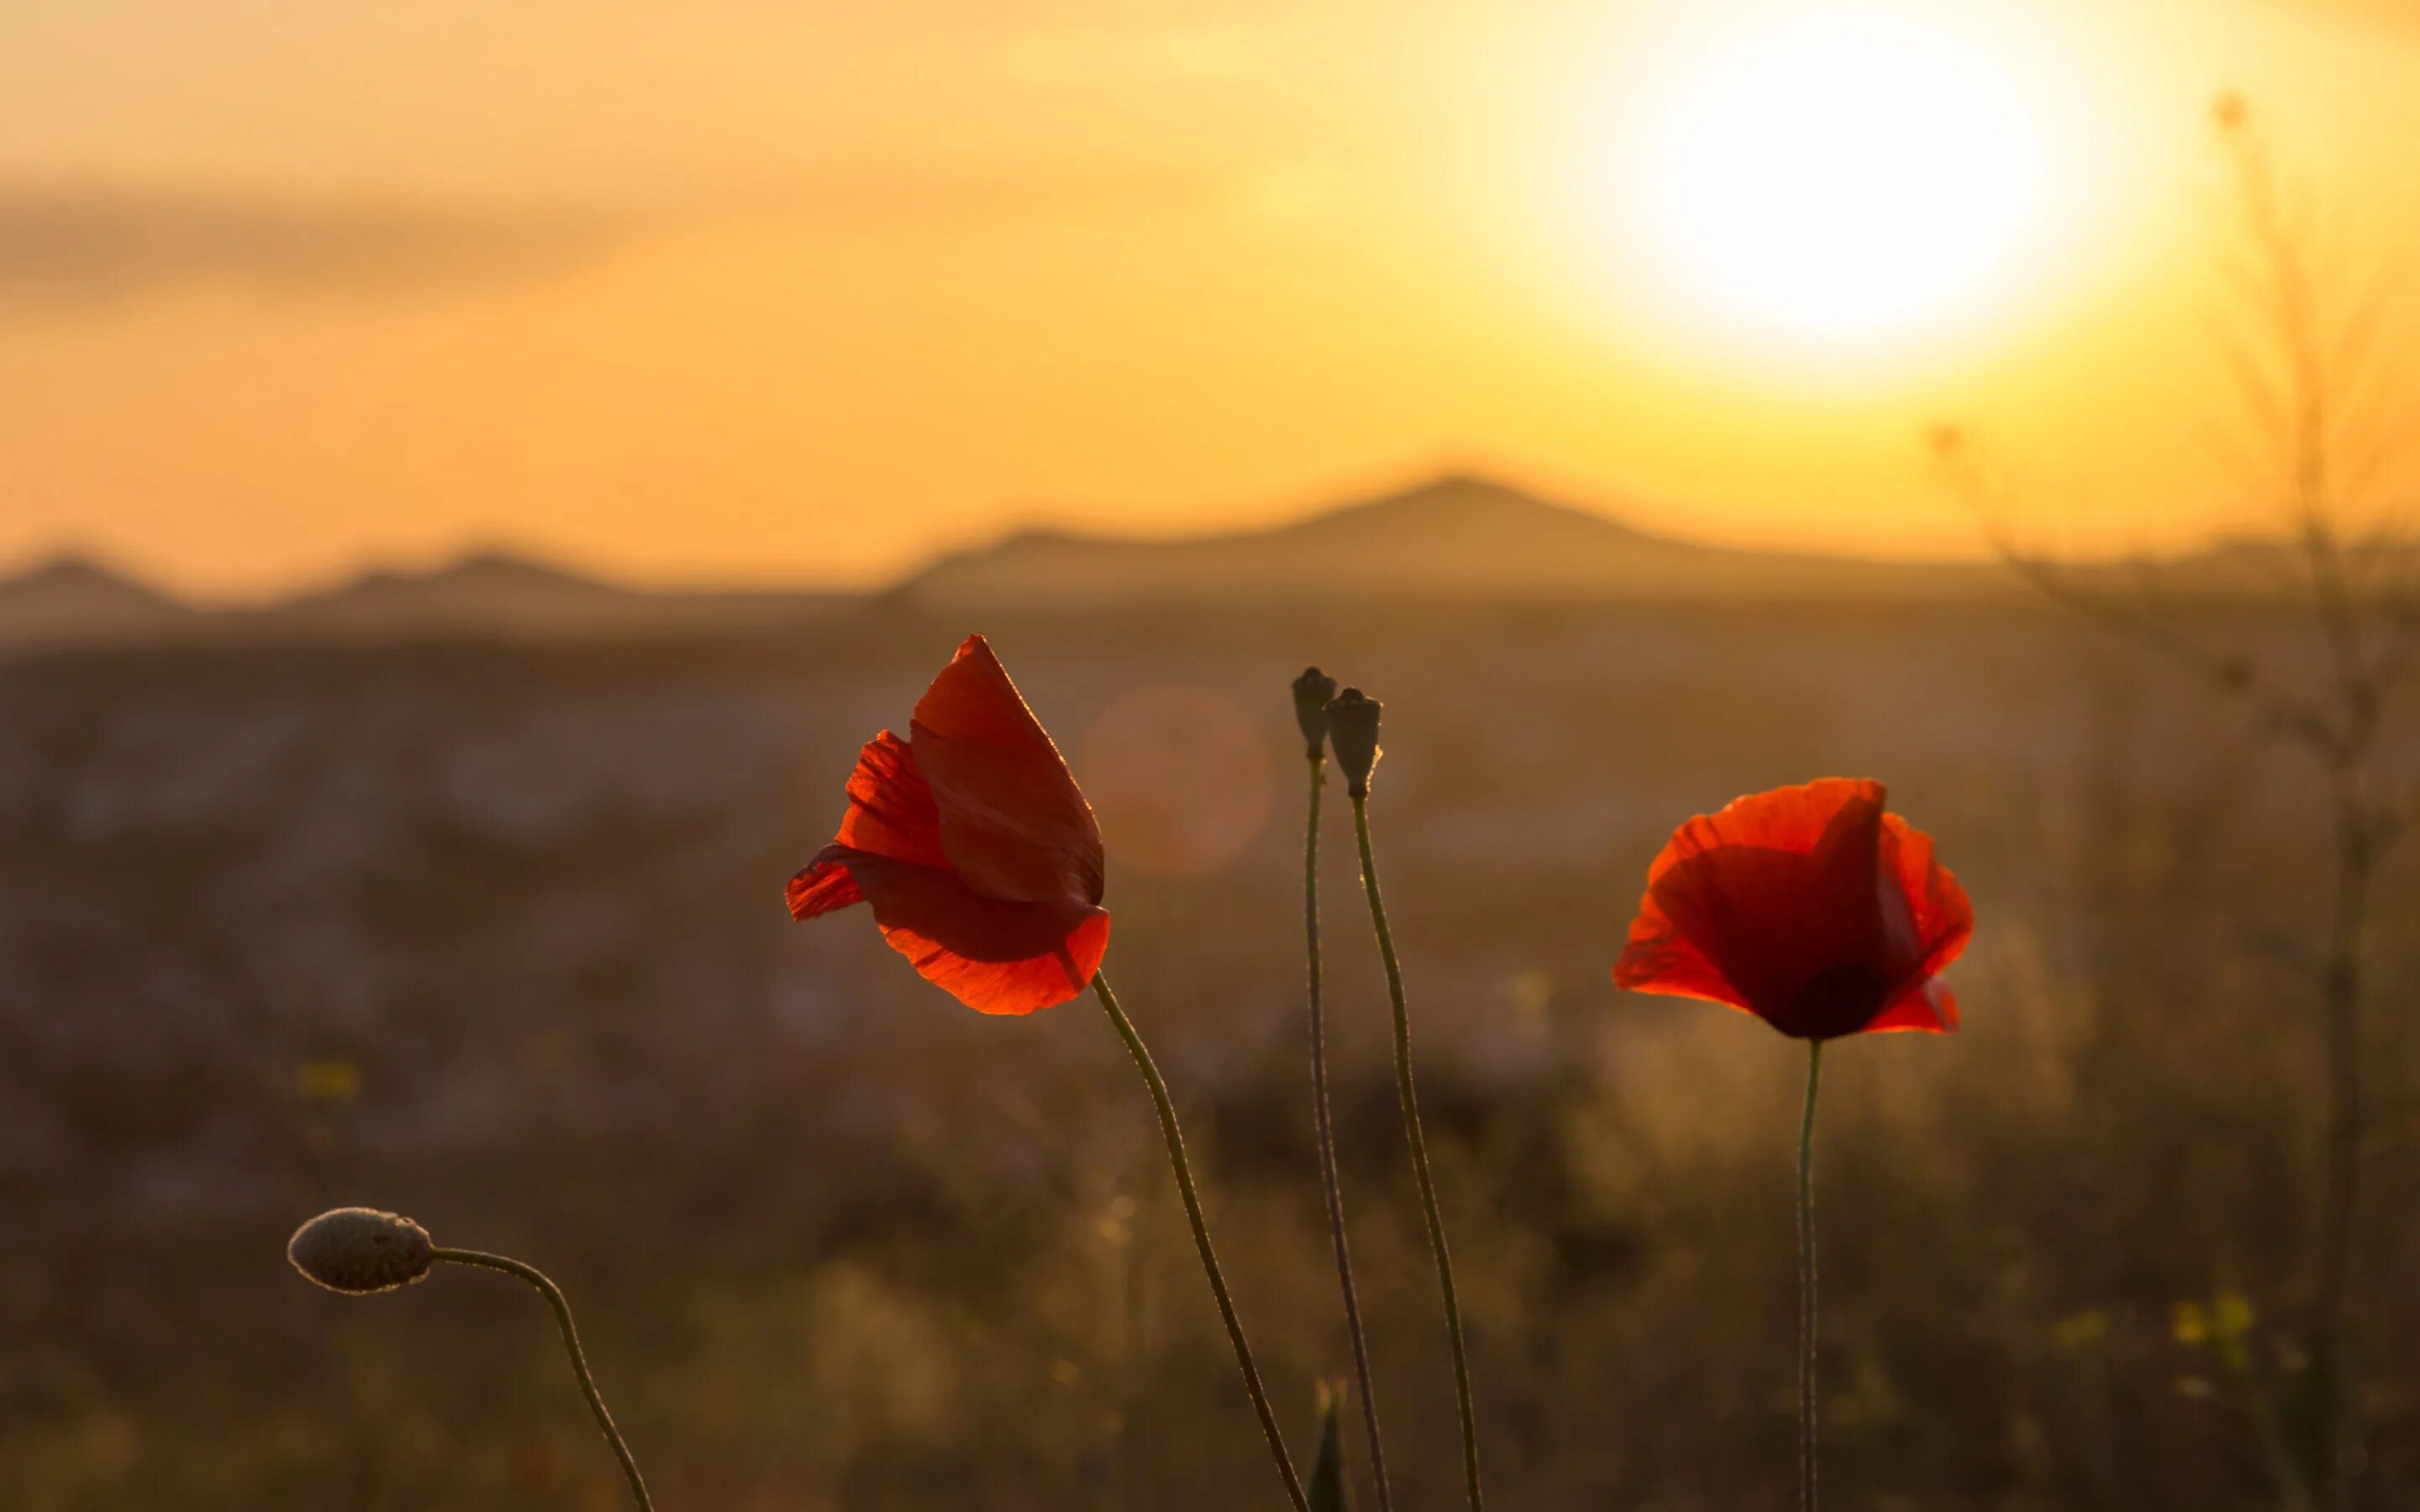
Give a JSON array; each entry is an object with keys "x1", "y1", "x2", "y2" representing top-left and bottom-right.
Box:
[
  {"x1": 287, "y1": 1207, "x2": 434, "y2": 1294},
  {"x1": 1324, "y1": 688, "x2": 1383, "y2": 799},
  {"x1": 1292, "y1": 667, "x2": 1339, "y2": 759}
]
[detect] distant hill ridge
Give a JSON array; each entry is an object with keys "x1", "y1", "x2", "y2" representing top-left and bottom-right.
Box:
[
  {"x1": 0, "y1": 471, "x2": 2371, "y2": 648},
  {"x1": 891, "y1": 472, "x2": 1989, "y2": 610},
  {"x1": 260, "y1": 549, "x2": 663, "y2": 637},
  {"x1": 0, "y1": 554, "x2": 193, "y2": 645},
  {"x1": 0, "y1": 545, "x2": 848, "y2": 650}
]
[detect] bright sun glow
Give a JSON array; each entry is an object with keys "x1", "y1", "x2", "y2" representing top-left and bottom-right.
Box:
[{"x1": 1628, "y1": 7, "x2": 2055, "y2": 345}]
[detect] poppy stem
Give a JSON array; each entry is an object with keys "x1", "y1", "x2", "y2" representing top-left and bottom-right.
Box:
[
  {"x1": 428, "y1": 1247, "x2": 654, "y2": 1512},
  {"x1": 1797, "y1": 1041, "x2": 1823, "y2": 1512},
  {"x1": 1304, "y1": 756, "x2": 1394, "y2": 1511},
  {"x1": 1349, "y1": 794, "x2": 1484, "y2": 1512},
  {"x1": 1092, "y1": 971, "x2": 1311, "y2": 1512}
]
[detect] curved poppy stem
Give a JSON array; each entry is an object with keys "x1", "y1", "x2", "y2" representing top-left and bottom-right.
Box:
[
  {"x1": 1797, "y1": 1041, "x2": 1823, "y2": 1512},
  {"x1": 1304, "y1": 757, "x2": 1393, "y2": 1511},
  {"x1": 1349, "y1": 794, "x2": 1484, "y2": 1512},
  {"x1": 429, "y1": 1247, "x2": 654, "y2": 1512},
  {"x1": 1092, "y1": 971, "x2": 1310, "y2": 1512}
]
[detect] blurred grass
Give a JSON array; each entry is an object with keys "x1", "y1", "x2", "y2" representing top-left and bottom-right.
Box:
[{"x1": 0, "y1": 601, "x2": 2414, "y2": 1508}]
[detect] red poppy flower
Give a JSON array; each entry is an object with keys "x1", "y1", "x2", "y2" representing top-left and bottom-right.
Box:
[
  {"x1": 1612, "y1": 778, "x2": 1971, "y2": 1039},
  {"x1": 787, "y1": 635, "x2": 1110, "y2": 1016}
]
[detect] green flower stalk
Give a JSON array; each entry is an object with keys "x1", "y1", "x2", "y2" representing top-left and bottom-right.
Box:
[
  {"x1": 1797, "y1": 1044, "x2": 1822, "y2": 1512},
  {"x1": 1328, "y1": 688, "x2": 1485, "y2": 1511},
  {"x1": 1611, "y1": 779, "x2": 1971, "y2": 1512},
  {"x1": 1095, "y1": 972, "x2": 1311, "y2": 1512},
  {"x1": 1293, "y1": 668, "x2": 1392, "y2": 1512},
  {"x1": 287, "y1": 1208, "x2": 655, "y2": 1512},
  {"x1": 786, "y1": 636, "x2": 1306, "y2": 1509}
]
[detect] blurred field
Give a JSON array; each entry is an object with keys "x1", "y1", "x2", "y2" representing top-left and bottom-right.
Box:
[{"x1": 3, "y1": 598, "x2": 2416, "y2": 1509}]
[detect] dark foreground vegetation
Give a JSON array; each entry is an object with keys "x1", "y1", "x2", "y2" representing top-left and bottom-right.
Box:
[{"x1": 3, "y1": 598, "x2": 2416, "y2": 1509}]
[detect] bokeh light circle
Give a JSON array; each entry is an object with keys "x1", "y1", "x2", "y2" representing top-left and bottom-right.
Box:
[{"x1": 1077, "y1": 685, "x2": 1275, "y2": 878}]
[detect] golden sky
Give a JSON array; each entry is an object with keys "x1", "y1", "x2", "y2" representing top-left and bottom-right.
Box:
[{"x1": 0, "y1": 0, "x2": 2414, "y2": 598}]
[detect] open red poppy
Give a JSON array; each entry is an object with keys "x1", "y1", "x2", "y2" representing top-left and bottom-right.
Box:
[
  {"x1": 1612, "y1": 778, "x2": 1971, "y2": 1039},
  {"x1": 788, "y1": 635, "x2": 1109, "y2": 1016}
]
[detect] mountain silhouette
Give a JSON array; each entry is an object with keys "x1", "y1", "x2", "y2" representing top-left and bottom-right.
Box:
[
  {"x1": 0, "y1": 554, "x2": 195, "y2": 647},
  {"x1": 266, "y1": 550, "x2": 655, "y2": 637},
  {"x1": 892, "y1": 472, "x2": 1994, "y2": 610},
  {"x1": 3, "y1": 471, "x2": 2370, "y2": 652},
  {"x1": 257, "y1": 549, "x2": 859, "y2": 641}
]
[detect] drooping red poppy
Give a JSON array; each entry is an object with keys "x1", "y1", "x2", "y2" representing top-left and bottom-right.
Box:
[
  {"x1": 1612, "y1": 778, "x2": 1971, "y2": 1039},
  {"x1": 787, "y1": 635, "x2": 1110, "y2": 1016}
]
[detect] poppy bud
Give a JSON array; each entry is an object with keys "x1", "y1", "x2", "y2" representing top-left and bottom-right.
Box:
[
  {"x1": 287, "y1": 1207, "x2": 434, "y2": 1294},
  {"x1": 1324, "y1": 688, "x2": 1382, "y2": 799},
  {"x1": 1292, "y1": 667, "x2": 1339, "y2": 759}
]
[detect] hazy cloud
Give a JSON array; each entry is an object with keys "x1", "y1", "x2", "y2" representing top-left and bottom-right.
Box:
[
  {"x1": 0, "y1": 168, "x2": 1225, "y2": 316},
  {"x1": 0, "y1": 189, "x2": 638, "y2": 312}
]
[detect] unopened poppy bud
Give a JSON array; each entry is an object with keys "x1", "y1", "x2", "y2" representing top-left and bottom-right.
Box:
[
  {"x1": 1324, "y1": 688, "x2": 1382, "y2": 799},
  {"x1": 287, "y1": 1207, "x2": 434, "y2": 1294},
  {"x1": 1292, "y1": 667, "x2": 1338, "y2": 759}
]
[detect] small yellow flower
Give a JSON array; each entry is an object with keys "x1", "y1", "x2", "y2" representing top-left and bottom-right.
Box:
[
  {"x1": 2170, "y1": 1301, "x2": 2210, "y2": 1347},
  {"x1": 2050, "y1": 1309, "x2": 2110, "y2": 1353},
  {"x1": 296, "y1": 1058, "x2": 362, "y2": 1105},
  {"x1": 2212, "y1": 1293, "x2": 2255, "y2": 1338}
]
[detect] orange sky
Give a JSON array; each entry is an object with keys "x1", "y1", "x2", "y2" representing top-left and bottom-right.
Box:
[{"x1": 0, "y1": 0, "x2": 2414, "y2": 599}]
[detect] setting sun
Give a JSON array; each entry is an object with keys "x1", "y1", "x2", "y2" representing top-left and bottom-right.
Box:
[{"x1": 1628, "y1": 7, "x2": 2057, "y2": 344}]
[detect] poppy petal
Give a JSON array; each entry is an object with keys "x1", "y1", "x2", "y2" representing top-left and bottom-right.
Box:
[
  {"x1": 1865, "y1": 977, "x2": 1959, "y2": 1034},
  {"x1": 1658, "y1": 778, "x2": 1888, "y2": 864},
  {"x1": 880, "y1": 908, "x2": 1112, "y2": 1018},
  {"x1": 1612, "y1": 891, "x2": 1758, "y2": 1016},
  {"x1": 909, "y1": 635, "x2": 1105, "y2": 910},
  {"x1": 1612, "y1": 780, "x2": 1974, "y2": 1041},
  {"x1": 1881, "y1": 812, "x2": 1975, "y2": 983},
  {"x1": 817, "y1": 846, "x2": 1110, "y2": 1015},
  {"x1": 1627, "y1": 781, "x2": 1892, "y2": 1035},
  {"x1": 831, "y1": 732, "x2": 953, "y2": 870},
  {"x1": 786, "y1": 848, "x2": 867, "y2": 921}
]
